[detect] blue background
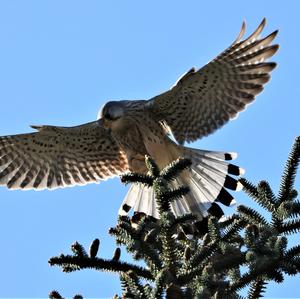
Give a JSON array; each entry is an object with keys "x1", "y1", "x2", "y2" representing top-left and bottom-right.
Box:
[{"x1": 0, "y1": 1, "x2": 299, "y2": 298}]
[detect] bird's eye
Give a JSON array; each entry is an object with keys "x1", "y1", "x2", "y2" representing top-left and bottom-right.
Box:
[{"x1": 104, "y1": 113, "x2": 114, "y2": 120}]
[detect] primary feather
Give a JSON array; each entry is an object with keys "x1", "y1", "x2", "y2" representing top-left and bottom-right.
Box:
[
  {"x1": 149, "y1": 18, "x2": 278, "y2": 144},
  {"x1": 0, "y1": 19, "x2": 278, "y2": 222}
]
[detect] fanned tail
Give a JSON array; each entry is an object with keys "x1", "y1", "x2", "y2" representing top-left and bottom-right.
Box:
[
  {"x1": 119, "y1": 183, "x2": 159, "y2": 219},
  {"x1": 119, "y1": 147, "x2": 244, "y2": 220}
]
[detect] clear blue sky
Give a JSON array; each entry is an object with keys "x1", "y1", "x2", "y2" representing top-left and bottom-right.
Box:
[{"x1": 0, "y1": 1, "x2": 299, "y2": 298}]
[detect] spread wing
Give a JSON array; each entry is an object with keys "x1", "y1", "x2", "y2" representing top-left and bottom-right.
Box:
[
  {"x1": 148, "y1": 18, "x2": 279, "y2": 144},
  {"x1": 0, "y1": 120, "x2": 128, "y2": 190}
]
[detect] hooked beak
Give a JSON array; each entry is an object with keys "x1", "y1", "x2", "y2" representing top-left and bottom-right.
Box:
[
  {"x1": 103, "y1": 121, "x2": 110, "y2": 129},
  {"x1": 98, "y1": 118, "x2": 111, "y2": 132}
]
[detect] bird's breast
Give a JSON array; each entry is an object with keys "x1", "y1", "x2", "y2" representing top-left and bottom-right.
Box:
[
  {"x1": 111, "y1": 115, "x2": 181, "y2": 170},
  {"x1": 110, "y1": 117, "x2": 148, "y2": 154},
  {"x1": 140, "y1": 120, "x2": 181, "y2": 169}
]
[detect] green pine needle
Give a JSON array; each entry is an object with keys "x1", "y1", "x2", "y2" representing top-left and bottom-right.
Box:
[
  {"x1": 278, "y1": 136, "x2": 300, "y2": 203},
  {"x1": 145, "y1": 156, "x2": 160, "y2": 177},
  {"x1": 71, "y1": 242, "x2": 87, "y2": 257},
  {"x1": 237, "y1": 205, "x2": 268, "y2": 226},
  {"x1": 285, "y1": 245, "x2": 300, "y2": 259},
  {"x1": 49, "y1": 290, "x2": 63, "y2": 299},
  {"x1": 48, "y1": 137, "x2": 300, "y2": 298},
  {"x1": 49, "y1": 254, "x2": 153, "y2": 281},
  {"x1": 247, "y1": 279, "x2": 267, "y2": 299},
  {"x1": 278, "y1": 219, "x2": 300, "y2": 235},
  {"x1": 121, "y1": 173, "x2": 153, "y2": 187},
  {"x1": 160, "y1": 158, "x2": 192, "y2": 182}
]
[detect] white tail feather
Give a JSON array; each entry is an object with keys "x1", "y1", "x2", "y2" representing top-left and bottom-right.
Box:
[{"x1": 119, "y1": 147, "x2": 243, "y2": 220}]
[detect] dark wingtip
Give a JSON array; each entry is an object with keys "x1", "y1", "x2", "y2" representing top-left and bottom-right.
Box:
[
  {"x1": 271, "y1": 44, "x2": 280, "y2": 53},
  {"x1": 269, "y1": 62, "x2": 277, "y2": 71}
]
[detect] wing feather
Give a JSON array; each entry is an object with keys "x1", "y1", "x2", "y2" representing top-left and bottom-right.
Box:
[
  {"x1": 0, "y1": 121, "x2": 128, "y2": 190},
  {"x1": 148, "y1": 19, "x2": 278, "y2": 144}
]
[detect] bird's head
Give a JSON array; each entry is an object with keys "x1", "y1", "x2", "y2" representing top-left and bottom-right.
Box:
[{"x1": 98, "y1": 101, "x2": 125, "y2": 129}]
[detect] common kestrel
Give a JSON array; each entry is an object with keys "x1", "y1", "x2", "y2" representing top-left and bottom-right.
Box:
[{"x1": 0, "y1": 19, "x2": 278, "y2": 220}]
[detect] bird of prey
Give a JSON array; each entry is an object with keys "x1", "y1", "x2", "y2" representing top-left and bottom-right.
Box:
[{"x1": 0, "y1": 19, "x2": 278, "y2": 220}]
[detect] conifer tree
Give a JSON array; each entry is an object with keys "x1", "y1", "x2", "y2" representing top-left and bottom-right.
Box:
[{"x1": 49, "y1": 136, "x2": 300, "y2": 299}]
